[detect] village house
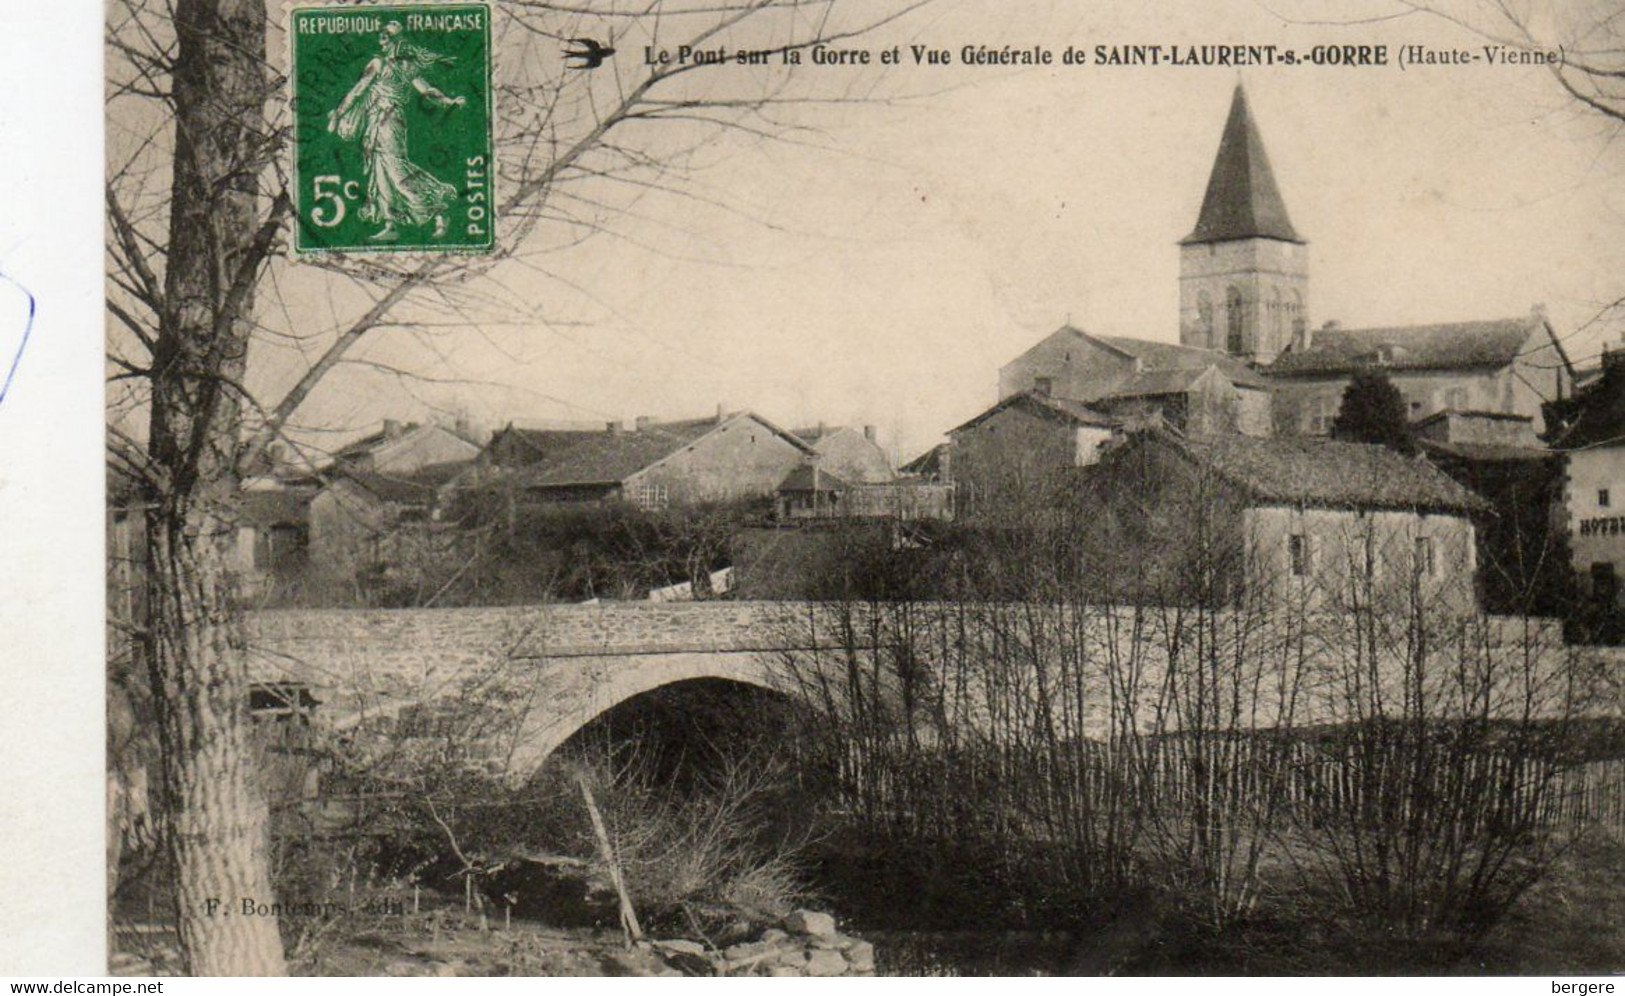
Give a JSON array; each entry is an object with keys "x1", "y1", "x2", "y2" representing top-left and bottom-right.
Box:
[
  {"x1": 330, "y1": 419, "x2": 482, "y2": 475},
  {"x1": 773, "y1": 464, "x2": 955, "y2": 522},
  {"x1": 791, "y1": 424, "x2": 895, "y2": 483},
  {"x1": 947, "y1": 391, "x2": 1118, "y2": 516},
  {"x1": 509, "y1": 410, "x2": 814, "y2": 510},
  {"x1": 232, "y1": 489, "x2": 312, "y2": 587},
  {"x1": 999, "y1": 326, "x2": 1274, "y2": 437},
  {"x1": 1549, "y1": 346, "x2": 1625, "y2": 609},
  {"x1": 307, "y1": 462, "x2": 468, "y2": 585},
  {"x1": 1267, "y1": 313, "x2": 1574, "y2": 437},
  {"x1": 1080, "y1": 431, "x2": 1488, "y2": 612},
  {"x1": 474, "y1": 420, "x2": 625, "y2": 475}
]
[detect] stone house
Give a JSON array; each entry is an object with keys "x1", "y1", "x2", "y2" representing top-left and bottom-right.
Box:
[
  {"x1": 232, "y1": 488, "x2": 313, "y2": 589},
  {"x1": 1549, "y1": 347, "x2": 1625, "y2": 609},
  {"x1": 330, "y1": 420, "x2": 482, "y2": 476},
  {"x1": 791, "y1": 424, "x2": 894, "y2": 484},
  {"x1": 1081, "y1": 431, "x2": 1488, "y2": 611},
  {"x1": 512, "y1": 411, "x2": 815, "y2": 510},
  {"x1": 308, "y1": 463, "x2": 467, "y2": 583},
  {"x1": 948, "y1": 391, "x2": 1118, "y2": 516},
  {"x1": 774, "y1": 465, "x2": 955, "y2": 522},
  {"x1": 998, "y1": 325, "x2": 1273, "y2": 437},
  {"x1": 1267, "y1": 313, "x2": 1574, "y2": 437}
]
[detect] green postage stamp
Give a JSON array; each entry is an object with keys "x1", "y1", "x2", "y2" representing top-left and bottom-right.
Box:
[{"x1": 290, "y1": 3, "x2": 494, "y2": 254}]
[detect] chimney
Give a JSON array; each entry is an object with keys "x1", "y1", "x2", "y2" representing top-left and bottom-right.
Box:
[
  {"x1": 863, "y1": 425, "x2": 877, "y2": 442},
  {"x1": 382, "y1": 418, "x2": 404, "y2": 438},
  {"x1": 715, "y1": 403, "x2": 726, "y2": 425},
  {"x1": 606, "y1": 420, "x2": 624, "y2": 435},
  {"x1": 634, "y1": 416, "x2": 653, "y2": 432}
]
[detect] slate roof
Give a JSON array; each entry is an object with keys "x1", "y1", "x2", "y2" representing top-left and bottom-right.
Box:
[
  {"x1": 1166, "y1": 433, "x2": 1489, "y2": 514},
  {"x1": 1089, "y1": 333, "x2": 1273, "y2": 391},
  {"x1": 777, "y1": 464, "x2": 852, "y2": 493},
  {"x1": 1181, "y1": 84, "x2": 1304, "y2": 246},
  {"x1": 950, "y1": 391, "x2": 1117, "y2": 435},
  {"x1": 1267, "y1": 317, "x2": 1540, "y2": 377},
  {"x1": 515, "y1": 413, "x2": 814, "y2": 490}
]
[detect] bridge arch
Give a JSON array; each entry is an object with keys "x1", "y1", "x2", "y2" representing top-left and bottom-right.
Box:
[{"x1": 503, "y1": 650, "x2": 812, "y2": 785}]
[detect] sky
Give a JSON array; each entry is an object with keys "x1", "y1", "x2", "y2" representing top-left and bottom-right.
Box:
[{"x1": 242, "y1": 0, "x2": 1625, "y2": 464}]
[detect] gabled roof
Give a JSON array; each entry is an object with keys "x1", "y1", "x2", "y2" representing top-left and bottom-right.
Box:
[
  {"x1": 331, "y1": 421, "x2": 481, "y2": 466},
  {"x1": 1181, "y1": 84, "x2": 1304, "y2": 246},
  {"x1": 334, "y1": 461, "x2": 469, "y2": 505},
  {"x1": 516, "y1": 412, "x2": 814, "y2": 490},
  {"x1": 950, "y1": 391, "x2": 1116, "y2": 436},
  {"x1": 487, "y1": 424, "x2": 602, "y2": 464},
  {"x1": 777, "y1": 464, "x2": 852, "y2": 494},
  {"x1": 1159, "y1": 432, "x2": 1488, "y2": 515},
  {"x1": 1085, "y1": 332, "x2": 1272, "y2": 391},
  {"x1": 1267, "y1": 317, "x2": 1542, "y2": 377}
]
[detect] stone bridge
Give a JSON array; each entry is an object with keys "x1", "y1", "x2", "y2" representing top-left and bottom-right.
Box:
[
  {"x1": 245, "y1": 601, "x2": 860, "y2": 781},
  {"x1": 246, "y1": 599, "x2": 1603, "y2": 785}
]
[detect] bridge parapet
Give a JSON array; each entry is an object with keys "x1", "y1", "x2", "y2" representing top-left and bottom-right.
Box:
[{"x1": 246, "y1": 600, "x2": 842, "y2": 661}]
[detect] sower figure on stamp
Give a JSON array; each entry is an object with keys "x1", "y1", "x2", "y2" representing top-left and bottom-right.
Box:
[{"x1": 327, "y1": 21, "x2": 465, "y2": 241}]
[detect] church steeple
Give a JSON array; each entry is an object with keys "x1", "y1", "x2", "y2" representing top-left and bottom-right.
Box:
[
  {"x1": 1178, "y1": 84, "x2": 1309, "y2": 365},
  {"x1": 1182, "y1": 84, "x2": 1303, "y2": 246}
]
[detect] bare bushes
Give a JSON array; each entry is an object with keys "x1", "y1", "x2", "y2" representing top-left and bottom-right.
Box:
[{"x1": 778, "y1": 493, "x2": 1608, "y2": 945}]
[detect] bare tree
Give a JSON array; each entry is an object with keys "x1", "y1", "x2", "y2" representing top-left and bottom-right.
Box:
[{"x1": 106, "y1": 0, "x2": 932, "y2": 974}]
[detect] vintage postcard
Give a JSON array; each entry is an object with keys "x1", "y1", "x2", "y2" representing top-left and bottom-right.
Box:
[{"x1": 56, "y1": 0, "x2": 1625, "y2": 981}]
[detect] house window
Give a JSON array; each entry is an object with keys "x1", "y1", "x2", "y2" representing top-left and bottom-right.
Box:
[
  {"x1": 1034, "y1": 376, "x2": 1053, "y2": 397},
  {"x1": 1308, "y1": 396, "x2": 1338, "y2": 435},
  {"x1": 635, "y1": 483, "x2": 669, "y2": 511},
  {"x1": 1415, "y1": 536, "x2": 1437, "y2": 579},
  {"x1": 1289, "y1": 534, "x2": 1311, "y2": 577},
  {"x1": 1446, "y1": 388, "x2": 1468, "y2": 410},
  {"x1": 1600, "y1": 488, "x2": 1612, "y2": 509}
]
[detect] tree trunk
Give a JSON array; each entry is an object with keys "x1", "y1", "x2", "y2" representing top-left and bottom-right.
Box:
[
  {"x1": 144, "y1": 519, "x2": 287, "y2": 975},
  {"x1": 142, "y1": 0, "x2": 287, "y2": 975}
]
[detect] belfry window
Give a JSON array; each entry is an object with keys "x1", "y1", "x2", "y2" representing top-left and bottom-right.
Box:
[{"x1": 1225, "y1": 286, "x2": 1245, "y2": 354}]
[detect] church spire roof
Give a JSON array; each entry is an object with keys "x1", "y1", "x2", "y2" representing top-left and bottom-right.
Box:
[{"x1": 1181, "y1": 84, "x2": 1304, "y2": 246}]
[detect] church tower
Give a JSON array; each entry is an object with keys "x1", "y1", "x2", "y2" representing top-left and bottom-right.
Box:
[{"x1": 1179, "y1": 84, "x2": 1308, "y2": 365}]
